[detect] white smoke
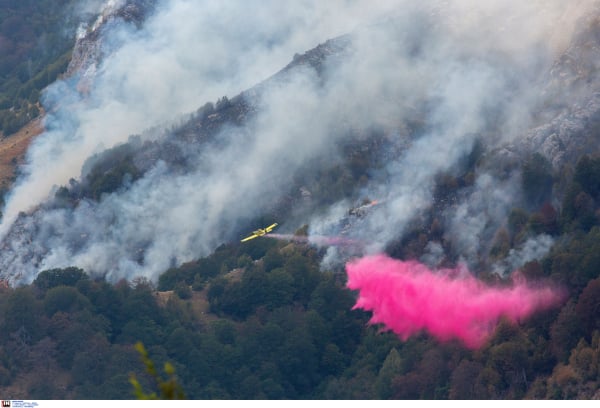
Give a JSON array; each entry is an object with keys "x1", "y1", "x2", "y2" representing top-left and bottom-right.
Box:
[
  {"x1": 444, "y1": 173, "x2": 523, "y2": 268},
  {"x1": 0, "y1": 0, "x2": 403, "y2": 241},
  {"x1": 420, "y1": 241, "x2": 445, "y2": 268},
  {"x1": 306, "y1": 0, "x2": 595, "y2": 268},
  {"x1": 493, "y1": 234, "x2": 555, "y2": 276},
  {"x1": 0, "y1": 0, "x2": 597, "y2": 283}
]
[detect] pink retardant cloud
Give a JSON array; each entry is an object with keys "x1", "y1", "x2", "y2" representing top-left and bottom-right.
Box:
[{"x1": 345, "y1": 254, "x2": 565, "y2": 349}]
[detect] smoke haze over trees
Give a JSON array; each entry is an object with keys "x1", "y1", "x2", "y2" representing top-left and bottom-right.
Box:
[
  {"x1": 1, "y1": 0, "x2": 600, "y2": 400},
  {"x1": 0, "y1": 0, "x2": 597, "y2": 284}
]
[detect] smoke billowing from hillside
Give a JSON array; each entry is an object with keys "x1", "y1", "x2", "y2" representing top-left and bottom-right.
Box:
[{"x1": 0, "y1": 0, "x2": 596, "y2": 284}]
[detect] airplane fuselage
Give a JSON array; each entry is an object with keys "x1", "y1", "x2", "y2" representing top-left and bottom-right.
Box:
[{"x1": 240, "y1": 222, "x2": 278, "y2": 242}]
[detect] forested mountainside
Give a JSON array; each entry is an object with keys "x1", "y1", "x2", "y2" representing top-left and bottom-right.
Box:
[
  {"x1": 1, "y1": 0, "x2": 600, "y2": 400},
  {"x1": 0, "y1": 0, "x2": 80, "y2": 136}
]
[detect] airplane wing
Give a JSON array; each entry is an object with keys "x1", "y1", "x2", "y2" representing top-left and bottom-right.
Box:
[
  {"x1": 241, "y1": 234, "x2": 259, "y2": 242},
  {"x1": 241, "y1": 223, "x2": 277, "y2": 242}
]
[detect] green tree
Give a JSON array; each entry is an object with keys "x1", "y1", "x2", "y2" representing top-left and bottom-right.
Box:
[
  {"x1": 165, "y1": 327, "x2": 195, "y2": 362},
  {"x1": 574, "y1": 155, "x2": 600, "y2": 198},
  {"x1": 2, "y1": 287, "x2": 42, "y2": 340},
  {"x1": 43, "y1": 285, "x2": 91, "y2": 317},
  {"x1": 376, "y1": 348, "x2": 404, "y2": 398},
  {"x1": 320, "y1": 343, "x2": 346, "y2": 377},
  {"x1": 71, "y1": 334, "x2": 111, "y2": 386},
  {"x1": 46, "y1": 310, "x2": 100, "y2": 369},
  {"x1": 521, "y1": 153, "x2": 554, "y2": 208},
  {"x1": 265, "y1": 268, "x2": 294, "y2": 310},
  {"x1": 212, "y1": 320, "x2": 237, "y2": 345},
  {"x1": 285, "y1": 253, "x2": 320, "y2": 305},
  {"x1": 568, "y1": 336, "x2": 599, "y2": 383},
  {"x1": 173, "y1": 282, "x2": 192, "y2": 300},
  {"x1": 449, "y1": 360, "x2": 484, "y2": 399},
  {"x1": 194, "y1": 257, "x2": 220, "y2": 279},
  {"x1": 34, "y1": 267, "x2": 88, "y2": 291},
  {"x1": 575, "y1": 277, "x2": 600, "y2": 340},
  {"x1": 263, "y1": 248, "x2": 285, "y2": 272},
  {"x1": 276, "y1": 326, "x2": 319, "y2": 395}
]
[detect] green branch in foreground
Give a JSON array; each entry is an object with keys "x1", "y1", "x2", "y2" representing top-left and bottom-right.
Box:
[{"x1": 129, "y1": 341, "x2": 186, "y2": 399}]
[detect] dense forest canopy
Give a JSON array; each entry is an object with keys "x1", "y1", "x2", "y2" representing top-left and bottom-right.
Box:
[{"x1": 1, "y1": 150, "x2": 599, "y2": 399}]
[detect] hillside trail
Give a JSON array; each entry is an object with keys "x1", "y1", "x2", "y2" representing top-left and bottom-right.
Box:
[{"x1": 0, "y1": 115, "x2": 44, "y2": 191}]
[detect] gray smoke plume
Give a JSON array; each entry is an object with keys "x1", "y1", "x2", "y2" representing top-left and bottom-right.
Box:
[
  {"x1": 0, "y1": 0, "x2": 597, "y2": 284},
  {"x1": 0, "y1": 0, "x2": 402, "y2": 240},
  {"x1": 492, "y1": 234, "x2": 555, "y2": 276},
  {"x1": 444, "y1": 173, "x2": 523, "y2": 269},
  {"x1": 309, "y1": 0, "x2": 598, "y2": 270}
]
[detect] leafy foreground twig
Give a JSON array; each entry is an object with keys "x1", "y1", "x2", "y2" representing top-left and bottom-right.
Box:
[{"x1": 129, "y1": 341, "x2": 186, "y2": 399}]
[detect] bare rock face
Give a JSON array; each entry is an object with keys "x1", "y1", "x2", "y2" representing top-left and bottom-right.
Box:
[
  {"x1": 65, "y1": 29, "x2": 102, "y2": 89},
  {"x1": 503, "y1": 11, "x2": 600, "y2": 170},
  {"x1": 65, "y1": 0, "x2": 156, "y2": 90}
]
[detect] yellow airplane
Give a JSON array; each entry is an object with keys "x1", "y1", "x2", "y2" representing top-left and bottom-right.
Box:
[{"x1": 241, "y1": 223, "x2": 278, "y2": 242}]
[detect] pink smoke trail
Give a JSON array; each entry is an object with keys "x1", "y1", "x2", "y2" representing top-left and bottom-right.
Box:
[
  {"x1": 268, "y1": 233, "x2": 362, "y2": 247},
  {"x1": 268, "y1": 233, "x2": 309, "y2": 243},
  {"x1": 346, "y1": 254, "x2": 565, "y2": 349}
]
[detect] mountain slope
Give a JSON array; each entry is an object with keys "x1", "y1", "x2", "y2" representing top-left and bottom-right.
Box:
[
  {"x1": 1, "y1": 2, "x2": 600, "y2": 285},
  {"x1": 2, "y1": 0, "x2": 600, "y2": 400},
  {"x1": 0, "y1": 115, "x2": 44, "y2": 189}
]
